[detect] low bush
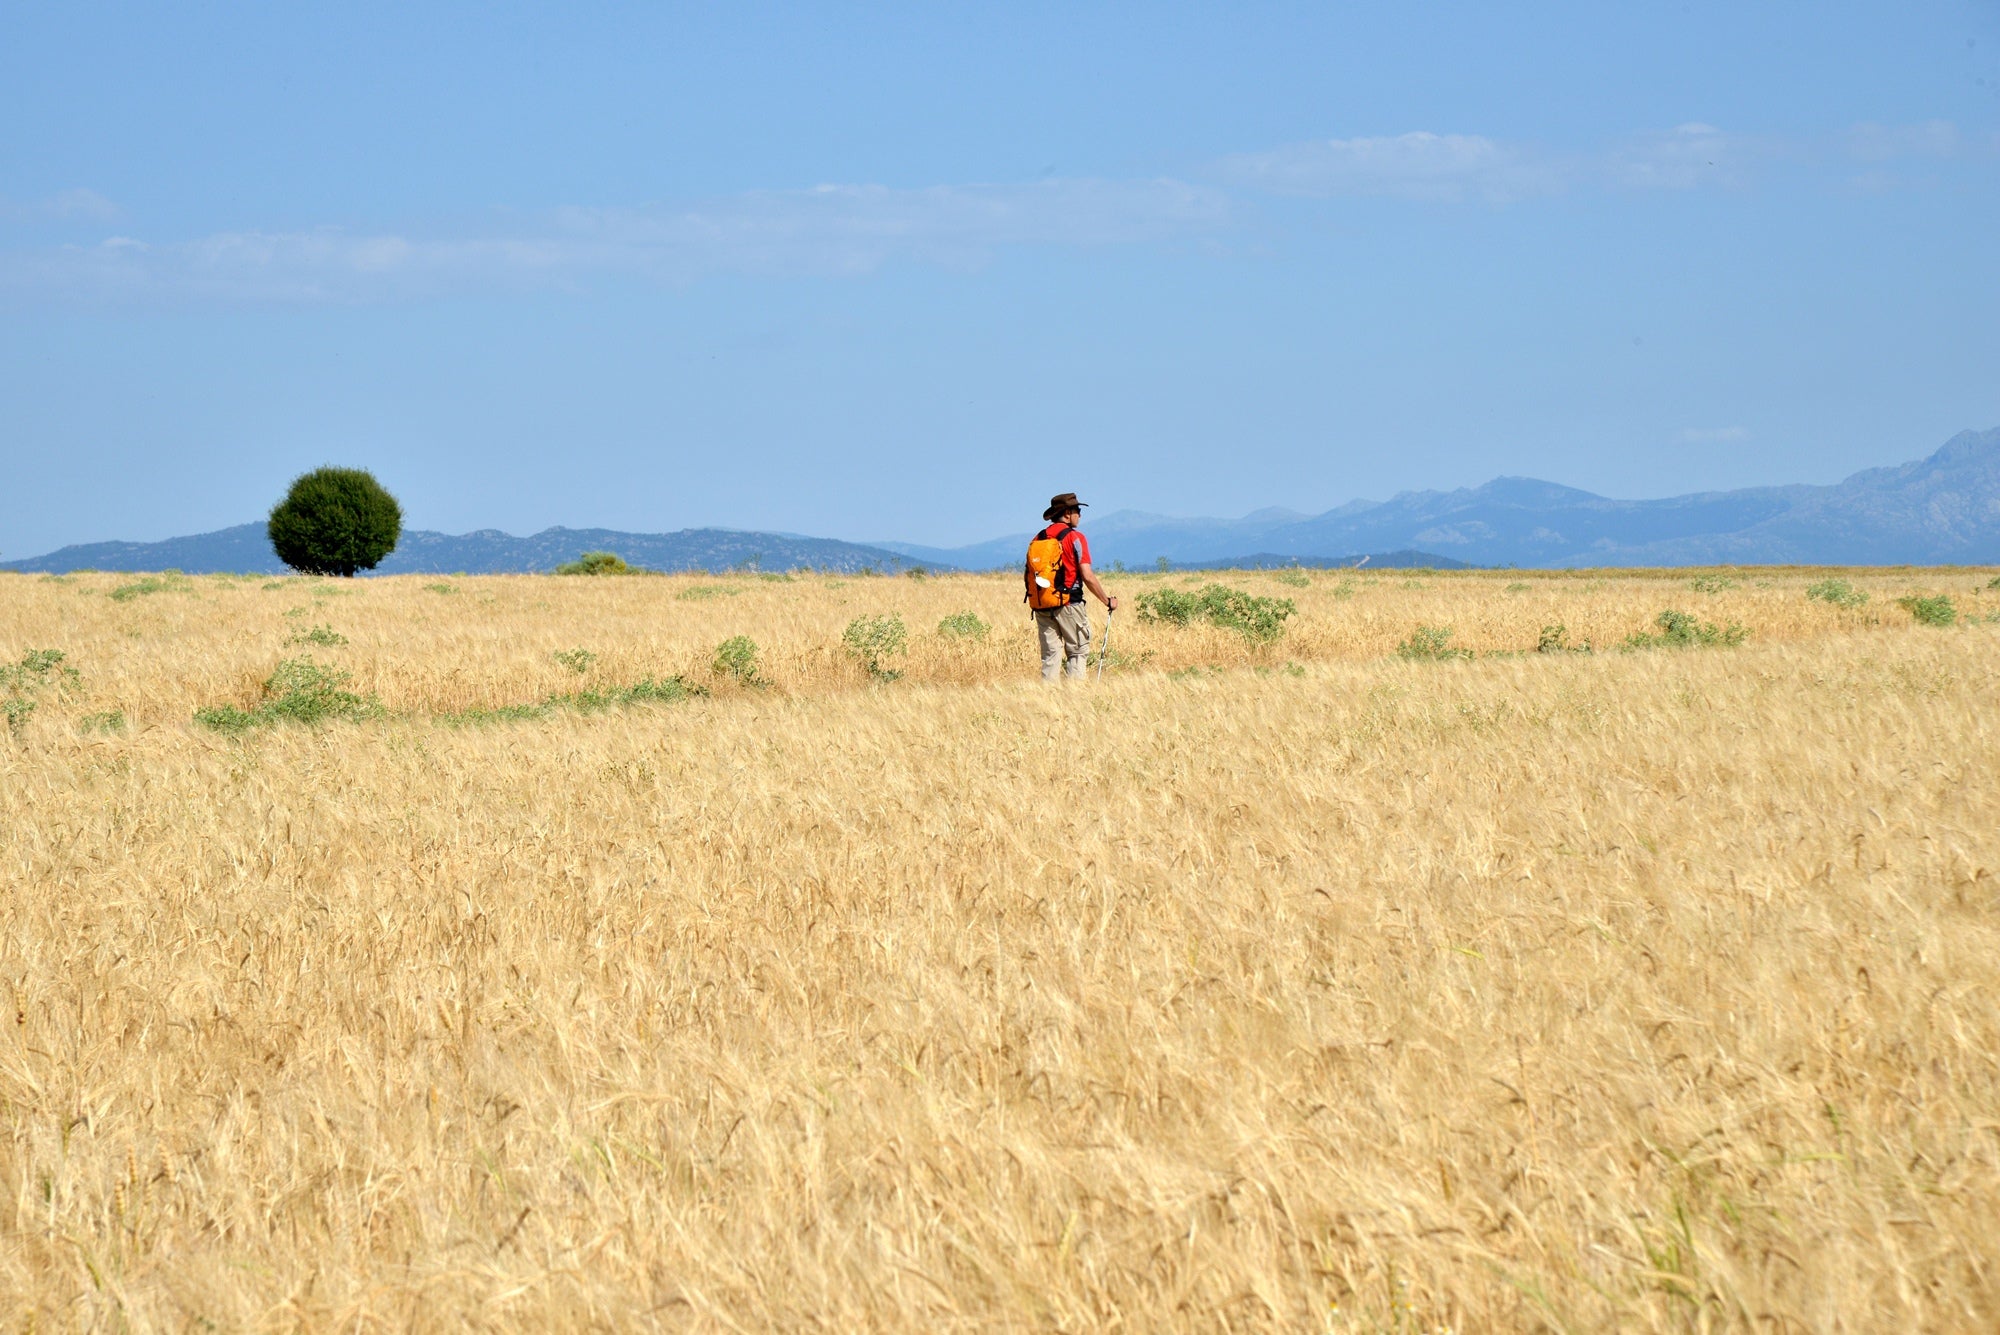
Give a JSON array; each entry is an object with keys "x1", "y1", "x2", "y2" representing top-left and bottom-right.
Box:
[
  {"x1": 424, "y1": 582, "x2": 457, "y2": 595},
  {"x1": 195, "y1": 656, "x2": 378, "y2": 732},
  {"x1": 936, "y1": 611, "x2": 990, "y2": 640},
  {"x1": 1536, "y1": 623, "x2": 1593, "y2": 654},
  {"x1": 110, "y1": 572, "x2": 192, "y2": 602},
  {"x1": 1136, "y1": 584, "x2": 1295, "y2": 645},
  {"x1": 555, "y1": 551, "x2": 632, "y2": 576},
  {"x1": 1806, "y1": 578, "x2": 1869, "y2": 609},
  {"x1": 285, "y1": 623, "x2": 348, "y2": 648},
  {"x1": 677, "y1": 584, "x2": 740, "y2": 602},
  {"x1": 1622, "y1": 610, "x2": 1748, "y2": 650},
  {"x1": 553, "y1": 648, "x2": 598, "y2": 675},
  {"x1": 2, "y1": 649, "x2": 79, "y2": 734},
  {"x1": 1688, "y1": 573, "x2": 1740, "y2": 593},
  {"x1": 1272, "y1": 569, "x2": 1311, "y2": 588},
  {"x1": 80, "y1": 710, "x2": 126, "y2": 734},
  {"x1": 843, "y1": 614, "x2": 908, "y2": 680},
  {"x1": 712, "y1": 635, "x2": 763, "y2": 685},
  {"x1": 1898, "y1": 595, "x2": 1956, "y2": 627},
  {"x1": 1396, "y1": 625, "x2": 1472, "y2": 661}
]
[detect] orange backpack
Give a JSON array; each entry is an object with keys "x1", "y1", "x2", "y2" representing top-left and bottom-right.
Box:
[{"x1": 1024, "y1": 524, "x2": 1079, "y2": 610}]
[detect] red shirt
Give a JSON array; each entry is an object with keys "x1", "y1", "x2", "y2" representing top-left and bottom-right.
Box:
[{"x1": 1040, "y1": 522, "x2": 1091, "y2": 591}]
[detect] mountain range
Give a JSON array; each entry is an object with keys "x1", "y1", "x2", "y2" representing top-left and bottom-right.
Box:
[
  {"x1": 0, "y1": 525, "x2": 930, "y2": 576},
  {"x1": 878, "y1": 426, "x2": 2000, "y2": 569},
  {"x1": 4, "y1": 426, "x2": 1995, "y2": 575}
]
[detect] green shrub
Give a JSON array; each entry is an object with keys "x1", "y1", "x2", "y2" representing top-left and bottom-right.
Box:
[
  {"x1": 1505, "y1": 582, "x2": 1532, "y2": 593},
  {"x1": 1897, "y1": 595, "x2": 1956, "y2": 627},
  {"x1": 268, "y1": 467, "x2": 403, "y2": 576},
  {"x1": 80, "y1": 710, "x2": 126, "y2": 734},
  {"x1": 1396, "y1": 625, "x2": 1471, "y2": 661},
  {"x1": 259, "y1": 657, "x2": 374, "y2": 725},
  {"x1": 1688, "y1": 573, "x2": 1739, "y2": 593},
  {"x1": 556, "y1": 551, "x2": 632, "y2": 576},
  {"x1": 937, "y1": 611, "x2": 990, "y2": 640},
  {"x1": 676, "y1": 583, "x2": 740, "y2": 601},
  {"x1": 842, "y1": 614, "x2": 908, "y2": 680},
  {"x1": 1273, "y1": 568, "x2": 1311, "y2": 588},
  {"x1": 110, "y1": 572, "x2": 192, "y2": 601},
  {"x1": 1536, "y1": 623, "x2": 1592, "y2": 654},
  {"x1": 195, "y1": 656, "x2": 377, "y2": 731},
  {"x1": 712, "y1": 635, "x2": 763, "y2": 685},
  {"x1": 424, "y1": 582, "x2": 457, "y2": 595},
  {"x1": 286, "y1": 623, "x2": 348, "y2": 647},
  {"x1": 553, "y1": 648, "x2": 598, "y2": 674},
  {"x1": 2, "y1": 649, "x2": 79, "y2": 734},
  {"x1": 1135, "y1": 584, "x2": 1296, "y2": 645},
  {"x1": 1622, "y1": 610, "x2": 1748, "y2": 650},
  {"x1": 1806, "y1": 578, "x2": 1869, "y2": 609}
]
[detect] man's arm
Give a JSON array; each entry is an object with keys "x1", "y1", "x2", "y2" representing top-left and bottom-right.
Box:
[{"x1": 1079, "y1": 562, "x2": 1119, "y2": 612}]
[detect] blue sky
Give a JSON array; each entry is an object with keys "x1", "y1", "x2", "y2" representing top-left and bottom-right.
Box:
[{"x1": 3, "y1": 2, "x2": 1997, "y2": 556}]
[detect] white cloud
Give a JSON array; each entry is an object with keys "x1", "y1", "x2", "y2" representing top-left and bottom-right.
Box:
[
  {"x1": 1215, "y1": 131, "x2": 1566, "y2": 202},
  {"x1": 0, "y1": 177, "x2": 1227, "y2": 303},
  {"x1": 1605, "y1": 124, "x2": 1776, "y2": 190},
  {"x1": 1679, "y1": 426, "x2": 1750, "y2": 444},
  {"x1": 0, "y1": 188, "x2": 120, "y2": 223}
]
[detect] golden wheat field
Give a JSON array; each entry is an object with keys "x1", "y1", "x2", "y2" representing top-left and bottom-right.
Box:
[{"x1": 4, "y1": 565, "x2": 1999, "y2": 1332}]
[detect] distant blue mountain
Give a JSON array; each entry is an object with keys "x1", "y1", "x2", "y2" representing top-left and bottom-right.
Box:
[
  {"x1": 0, "y1": 524, "x2": 936, "y2": 576},
  {"x1": 8, "y1": 427, "x2": 1996, "y2": 575},
  {"x1": 877, "y1": 426, "x2": 2000, "y2": 569}
]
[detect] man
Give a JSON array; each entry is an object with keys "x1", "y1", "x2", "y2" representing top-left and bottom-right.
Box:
[{"x1": 1027, "y1": 492, "x2": 1120, "y2": 681}]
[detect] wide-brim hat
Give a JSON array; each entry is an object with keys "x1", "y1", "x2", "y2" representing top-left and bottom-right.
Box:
[{"x1": 1043, "y1": 492, "x2": 1089, "y2": 521}]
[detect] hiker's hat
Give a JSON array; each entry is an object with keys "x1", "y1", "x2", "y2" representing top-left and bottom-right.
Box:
[{"x1": 1044, "y1": 492, "x2": 1089, "y2": 521}]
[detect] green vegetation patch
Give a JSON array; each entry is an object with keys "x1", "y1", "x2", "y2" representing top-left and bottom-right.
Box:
[
  {"x1": 109, "y1": 571, "x2": 193, "y2": 602},
  {"x1": 1897, "y1": 595, "x2": 1956, "y2": 627},
  {"x1": 1272, "y1": 568, "x2": 1311, "y2": 588},
  {"x1": 843, "y1": 614, "x2": 908, "y2": 680},
  {"x1": 1622, "y1": 610, "x2": 1748, "y2": 650},
  {"x1": 1396, "y1": 625, "x2": 1472, "y2": 662},
  {"x1": 556, "y1": 551, "x2": 634, "y2": 576},
  {"x1": 2, "y1": 649, "x2": 80, "y2": 734},
  {"x1": 712, "y1": 635, "x2": 763, "y2": 686},
  {"x1": 80, "y1": 710, "x2": 126, "y2": 734},
  {"x1": 195, "y1": 656, "x2": 381, "y2": 732},
  {"x1": 1136, "y1": 584, "x2": 1296, "y2": 645},
  {"x1": 1536, "y1": 623, "x2": 1594, "y2": 655},
  {"x1": 677, "y1": 584, "x2": 741, "y2": 601},
  {"x1": 553, "y1": 648, "x2": 599, "y2": 674},
  {"x1": 1806, "y1": 578, "x2": 1869, "y2": 610},
  {"x1": 1688, "y1": 573, "x2": 1740, "y2": 593},
  {"x1": 285, "y1": 623, "x2": 349, "y2": 648},
  {"x1": 439, "y1": 675, "x2": 700, "y2": 727},
  {"x1": 936, "y1": 611, "x2": 990, "y2": 640}
]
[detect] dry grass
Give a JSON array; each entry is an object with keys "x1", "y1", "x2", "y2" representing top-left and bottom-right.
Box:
[{"x1": 4, "y1": 566, "x2": 1999, "y2": 1331}]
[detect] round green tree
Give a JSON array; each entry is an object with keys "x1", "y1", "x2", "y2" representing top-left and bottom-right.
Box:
[{"x1": 267, "y1": 467, "x2": 403, "y2": 576}]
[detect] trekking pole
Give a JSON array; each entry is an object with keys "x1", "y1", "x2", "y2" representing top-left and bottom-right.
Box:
[{"x1": 1096, "y1": 607, "x2": 1115, "y2": 681}]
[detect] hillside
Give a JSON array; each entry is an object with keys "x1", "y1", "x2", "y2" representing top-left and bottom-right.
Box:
[{"x1": 882, "y1": 426, "x2": 2000, "y2": 569}]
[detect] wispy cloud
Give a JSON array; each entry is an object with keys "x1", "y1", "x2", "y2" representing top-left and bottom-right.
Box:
[
  {"x1": 1215, "y1": 132, "x2": 1564, "y2": 203},
  {"x1": 1846, "y1": 119, "x2": 1968, "y2": 162},
  {"x1": 1604, "y1": 123, "x2": 1779, "y2": 191},
  {"x1": 1217, "y1": 123, "x2": 1786, "y2": 203},
  {"x1": 1679, "y1": 425, "x2": 1751, "y2": 444},
  {"x1": 0, "y1": 177, "x2": 1228, "y2": 303},
  {"x1": 0, "y1": 188, "x2": 120, "y2": 224}
]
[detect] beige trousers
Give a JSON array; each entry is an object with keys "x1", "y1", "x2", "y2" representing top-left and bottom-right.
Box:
[{"x1": 1035, "y1": 602, "x2": 1093, "y2": 680}]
